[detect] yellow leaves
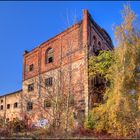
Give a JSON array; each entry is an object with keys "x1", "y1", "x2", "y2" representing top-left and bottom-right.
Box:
[
  {"x1": 86, "y1": 4, "x2": 140, "y2": 137},
  {"x1": 122, "y1": 5, "x2": 136, "y2": 31}
]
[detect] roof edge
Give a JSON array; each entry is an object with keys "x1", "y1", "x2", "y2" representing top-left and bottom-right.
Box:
[
  {"x1": 0, "y1": 89, "x2": 22, "y2": 98},
  {"x1": 24, "y1": 20, "x2": 83, "y2": 56}
]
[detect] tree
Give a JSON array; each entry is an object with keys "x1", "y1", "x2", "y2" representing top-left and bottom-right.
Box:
[
  {"x1": 85, "y1": 5, "x2": 140, "y2": 137},
  {"x1": 107, "y1": 5, "x2": 140, "y2": 136},
  {"x1": 88, "y1": 50, "x2": 114, "y2": 90}
]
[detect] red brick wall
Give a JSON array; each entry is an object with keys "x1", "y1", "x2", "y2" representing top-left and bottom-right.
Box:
[
  {"x1": 87, "y1": 11, "x2": 113, "y2": 56},
  {"x1": 22, "y1": 9, "x2": 114, "y2": 122},
  {"x1": 23, "y1": 10, "x2": 113, "y2": 81},
  {"x1": 23, "y1": 22, "x2": 83, "y2": 81},
  {"x1": 23, "y1": 48, "x2": 40, "y2": 80}
]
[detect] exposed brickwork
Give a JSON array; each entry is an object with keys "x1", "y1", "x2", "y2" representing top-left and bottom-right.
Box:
[
  {"x1": 0, "y1": 9, "x2": 113, "y2": 124},
  {"x1": 23, "y1": 21, "x2": 83, "y2": 81}
]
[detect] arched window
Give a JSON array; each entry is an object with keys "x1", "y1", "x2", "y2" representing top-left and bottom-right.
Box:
[
  {"x1": 93, "y1": 36, "x2": 97, "y2": 52},
  {"x1": 14, "y1": 102, "x2": 18, "y2": 108},
  {"x1": 93, "y1": 36, "x2": 97, "y2": 45},
  {"x1": 98, "y1": 41, "x2": 101, "y2": 48},
  {"x1": 93, "y1": 36, "x2": 99, "y2": 55},
  {"x1": 45, "y1": 48, "x2": 54, "y2": 64}
]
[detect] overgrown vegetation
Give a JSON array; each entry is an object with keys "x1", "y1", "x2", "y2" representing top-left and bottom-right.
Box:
[
  {"x1": 0, "y1": 4, "x2": 140, "y2": 139},
  {"x1": 85, "y1": 5, "x2": 140, "y2": 137}
]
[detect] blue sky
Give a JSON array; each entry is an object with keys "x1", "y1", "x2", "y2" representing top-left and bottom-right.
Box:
[{"x1": 0, "y1": 1, "x2": 140, "y2": 95}]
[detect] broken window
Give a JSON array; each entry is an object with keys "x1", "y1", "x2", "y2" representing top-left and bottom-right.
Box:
[
  {"x1": 14, "y1": 102, "x2": 18, "y2": 108},
  {"x1": 0, "y1": 105, "x2": 3, "y2": 110},
  {"x1": 1, "y1": 99, "x2": 3, "y2": 103},
  {"x1": 92, "y1": 36, "x2": 101, "y2": 56},
  {"x1": 45, "y1": 77, "x2": 53, "y2": 87},
  {"x1": 98, "y1": 41, "x2": 101, "y2": 48},
  {"x1": 6, "y1": 118, "x2": 9, "y2": 122},
  {"x1": 28, "y1": 83, "x2": 34, "y2": 92},
  {"x1": 45, "y1": 48, "x2": 54, "y2": 64},
  {"x1": 44, "y1": 100, "x2": 51, "y2": 108},
  {"x1": 29, "y1": 64, "x2": 34, "y2": 71},
  {"x1": 7, "y1": 104, "x2": 10, "y2": 109},
  {"x1": 93, "y1": 36, "x2": 97, "y2": 52},
  {"x1": 27, "y1": 102, "x2": 33, "y2": 111}
]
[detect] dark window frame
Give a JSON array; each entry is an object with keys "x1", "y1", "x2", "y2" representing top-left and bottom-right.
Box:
[
  {"x1": 45, "y1": 77, "x2": 53, "y2": 87},
  {"x1": 93, "y1": 36, "x2": 98, "y2": 54},
  {"x1": 0, "y1": 105, "x2": 3, "y2": 110},
  {"x1": 45, "y1": 48, "x2": 54, "y2": 64},
  {"x1": 93, "y1": 36, "x2": 97, "y2": 45},
  {"x1": 98, "y1": 41, "x2": 101, "y2": 47},
  {"x1": 1, "y1": 100, "x2": 3, "y2": 103},
  {"x1": 94, "y1": 49, "x2": 100, "y2": 56},
  {"x1": 7, "y1": 104, "x2": 10, "y2": 109},
  {"x1": 44, "y1": 100, "x2": 51, "y2": 108},
  {"x1": 28, "y1": 83, "x2": 34, "y2": 92},
  {"x1": 14, "y1": 102, "x2": 18, "y2": 108},
  {"x1": 29, "y1": 64, "x2": 34, "y2": 72},
  {"x1": 27, "y1": 102, "x2": 33, "y2": 111},
  {"x1": 6, "y1": 118, "x2": 9, "y2": 122}
]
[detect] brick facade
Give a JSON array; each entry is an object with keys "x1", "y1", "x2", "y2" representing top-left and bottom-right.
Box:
[
  {"x1": 0, "y1": 9, "x2": 113, "y2": 124},
  {"x1": 0, "y1": 90, "x2": 22, "y2": 121}
]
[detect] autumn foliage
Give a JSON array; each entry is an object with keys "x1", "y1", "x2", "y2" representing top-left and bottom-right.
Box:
[{"x1": 86, "y1": 5, "x2": 140, "y2": 137}]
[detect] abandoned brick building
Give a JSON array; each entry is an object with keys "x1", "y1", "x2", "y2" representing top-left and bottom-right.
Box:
[{"x1": 0, "y1": 9, "x2": 113, "y2": 124}]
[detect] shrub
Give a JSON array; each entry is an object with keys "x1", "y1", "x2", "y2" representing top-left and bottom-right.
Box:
[
  {"x1": 7, "y1": 118, "x2": 27, "y2": 133},
  {"x1": 84, "y1": 105, "x2": 109, "y2": 133},
  {"x1": 0, "y1": 128, "x2": 10, "y2": 137}
]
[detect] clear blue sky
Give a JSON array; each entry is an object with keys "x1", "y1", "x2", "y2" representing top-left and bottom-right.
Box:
[{"x1": 0, "y1": 1, "x2": 140, "y2": 95}]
